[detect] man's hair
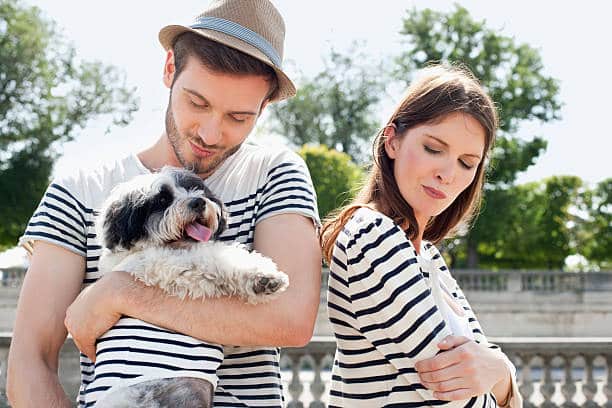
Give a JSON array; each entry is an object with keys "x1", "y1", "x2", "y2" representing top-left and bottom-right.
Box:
[{"x1": 172, "y1": 32, "x2": 280, "y2": 101}]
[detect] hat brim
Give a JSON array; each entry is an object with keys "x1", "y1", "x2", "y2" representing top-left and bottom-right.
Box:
[{"x1": 159, "y1": 24, "x2": 296, "y2": 102}]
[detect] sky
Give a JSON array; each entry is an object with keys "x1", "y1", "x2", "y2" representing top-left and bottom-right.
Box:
[
  {"x1": 21, "y1": 0, "x2": 612, "y2": 186},
  {"x1": 1, "y1": 0, "x2": 610, "y2": 266}
]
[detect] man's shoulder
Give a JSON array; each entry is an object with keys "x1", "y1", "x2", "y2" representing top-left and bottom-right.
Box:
[
  {"x1": 52, "y1": 154, "x2": 149, "y2": 208},
  {"x1": 238, "y1": 142, "x2": 306, "y2": 170}
]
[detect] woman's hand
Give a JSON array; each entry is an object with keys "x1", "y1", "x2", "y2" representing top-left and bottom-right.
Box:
[
  {"x1": 64, "y1": 271, "x2": 131, "y2": 362},
  {"x1": 415, "y1": 335, "x2": 512, "y2": 402}
]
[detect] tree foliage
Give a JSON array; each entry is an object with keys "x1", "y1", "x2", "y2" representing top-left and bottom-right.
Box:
[
  {"x1": 469, "y1": 176, "x2": 583, "y2": 269},
  {"x1": 394, "y1": 6, "x2": 563, "y2": 267},
  {"x1": 576, "y1": 178, "x2": 612, "y2": 269},
  {"x1": 270, "y1": 45, "x2": 385, "y2": 163},
  {"x1": 0, "y1": 0, "x2": 138, "y2": 249},
  {"x1": 297, "y1": 145, "x2": 364, "y2": 219}
]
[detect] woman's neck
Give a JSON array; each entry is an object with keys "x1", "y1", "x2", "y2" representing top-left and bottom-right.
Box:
[{"x1": 413, "y1": 236, "x2": 422, "y2": 255}]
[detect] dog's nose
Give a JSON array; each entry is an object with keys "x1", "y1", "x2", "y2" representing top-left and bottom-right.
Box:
[{"x1": 189, "y1": 197, "x2": 205, "y2": 212}]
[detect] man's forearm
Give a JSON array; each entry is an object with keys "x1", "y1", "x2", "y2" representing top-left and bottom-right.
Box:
[
  {"x1": 7, "y1": 359, "x2": 72, "y2": 408},
  {"x1": 113, "y1": 270, "x2": 316, "y2": 346}
]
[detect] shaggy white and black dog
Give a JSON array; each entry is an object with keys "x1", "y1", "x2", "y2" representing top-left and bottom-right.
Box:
[{"x1": 90, "y1": 166, "x2": 289, "y2": 408}]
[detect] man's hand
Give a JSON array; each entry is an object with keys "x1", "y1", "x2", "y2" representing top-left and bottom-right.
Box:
[
  {"x1": 64, "y1": 271, "x2": 128, "y2": 361},
  {"x1": 415, "y1": 335, "x2": 511, "y2": 401}
]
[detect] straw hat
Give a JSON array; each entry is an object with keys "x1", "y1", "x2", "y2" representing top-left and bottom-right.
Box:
[{"x1": 159, "y1": 0, "x2": 296, "y2": 101}]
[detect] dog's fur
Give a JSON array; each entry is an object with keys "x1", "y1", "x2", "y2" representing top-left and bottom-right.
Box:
[{"x1": 92, "y1": 167, "x2": 289, "y2": 407}]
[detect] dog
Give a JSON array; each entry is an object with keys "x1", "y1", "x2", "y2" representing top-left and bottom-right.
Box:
[{"x1": 88, "y1": 166, "x2": 289, "y2": 407}]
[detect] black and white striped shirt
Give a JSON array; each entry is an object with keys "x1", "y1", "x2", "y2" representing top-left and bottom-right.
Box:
[
  {"x1": 327, "y1": 207, "x2": 507, "y2": 408},
  {"x1": 20, "y1": 142, "x2": 319, "y2": 407}
]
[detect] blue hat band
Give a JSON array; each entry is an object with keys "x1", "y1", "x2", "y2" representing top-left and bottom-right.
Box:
[{"x1": 190, "y1": 16, "x2": 282, "y2": 68}]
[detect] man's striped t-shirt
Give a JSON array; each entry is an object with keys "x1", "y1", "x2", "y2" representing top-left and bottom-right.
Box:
[
  {"x1": 20, "y1": 142, "x2": 320, "y2": 407},
  {"x1": 327, "y1": 207, "x2": 516, "y2": 408}
]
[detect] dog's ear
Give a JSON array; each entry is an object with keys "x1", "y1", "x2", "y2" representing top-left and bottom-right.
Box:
[
  {"x1": 201, "y1": 185, "x2": 226, "y2": 239},
  {"x1": 102, "y1": 191, "x2": 150, "y2": 250},
  {"x1": 213, "y1": 204, "x2": 227, "y2": 240}
]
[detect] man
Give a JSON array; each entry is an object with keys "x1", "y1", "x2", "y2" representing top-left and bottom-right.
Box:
[{"x1": 7, "y1": 1, "x2": 322, "y2": 406}]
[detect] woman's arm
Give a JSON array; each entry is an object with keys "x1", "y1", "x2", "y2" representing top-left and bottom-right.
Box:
[{"x1": 340, "y1": 209, "x2": 453, "y2": 402}]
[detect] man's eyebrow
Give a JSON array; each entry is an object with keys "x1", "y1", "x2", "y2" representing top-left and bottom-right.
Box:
[
  {"x1": 425, "y1": 134, "x2": 482, "y2": 159},
  {"x1": 183, "y1": 87, "x2": 259, "y2": 115}
]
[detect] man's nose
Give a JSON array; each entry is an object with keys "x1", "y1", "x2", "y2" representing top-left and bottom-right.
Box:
[{"x1": 197, "y1": 118, "x2": 222, "y2": 146}]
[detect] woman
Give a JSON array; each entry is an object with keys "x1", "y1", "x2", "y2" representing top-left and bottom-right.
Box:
[{"x1": 321, "y1": 65, "x2": 522, "y2": 407}]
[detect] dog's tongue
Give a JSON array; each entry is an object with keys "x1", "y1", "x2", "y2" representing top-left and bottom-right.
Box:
[{"x1": 185, "y1": 222, "x2": 212, "y2": 242}]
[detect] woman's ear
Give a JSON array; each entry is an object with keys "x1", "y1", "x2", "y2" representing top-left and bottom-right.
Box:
[{"x1": 383, "y1": 124, "x2": 399, "y2": 159}]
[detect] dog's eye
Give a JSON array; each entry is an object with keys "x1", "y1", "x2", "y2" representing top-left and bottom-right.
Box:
[{"x1": 156, "y1": 188, "x2": 173, "y2": 208}]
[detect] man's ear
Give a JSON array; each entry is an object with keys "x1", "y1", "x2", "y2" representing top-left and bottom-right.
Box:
[
  {"x1": 383, "y1": 124, "x2": 399, "y2": 159},
  {"x1": 163, "y1": 50, "x2": 176, "y2": 89}
]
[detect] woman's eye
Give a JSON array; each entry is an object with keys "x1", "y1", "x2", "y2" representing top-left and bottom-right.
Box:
[
  {"x1": 460, "y1": 160, "x2": 475, "y2": 170},
  {"x1": 424, "y1": 145, "x2": 441, "y2": 154}
]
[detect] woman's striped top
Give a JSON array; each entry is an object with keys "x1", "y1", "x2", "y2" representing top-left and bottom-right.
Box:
[{"x1": 327, "y1": 207, "x2": 516, "y2": 408}]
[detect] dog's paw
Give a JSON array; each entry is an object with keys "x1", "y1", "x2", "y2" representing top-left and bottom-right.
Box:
[
  {"x1": 253, "y1": 275, "x2": 285, "y2": 294},
  {"x1": 247, "y1": 271, "x2": 289, "y2": 302}
]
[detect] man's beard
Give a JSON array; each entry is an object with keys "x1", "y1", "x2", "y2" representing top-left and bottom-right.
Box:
[{"x1": 165, "y1": 97, "x2": 242, "y2": 178}]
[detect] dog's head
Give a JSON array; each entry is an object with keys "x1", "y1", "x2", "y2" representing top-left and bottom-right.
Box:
[{"x1": 97, "y1": 166, "x2": 226, "y2": 251}]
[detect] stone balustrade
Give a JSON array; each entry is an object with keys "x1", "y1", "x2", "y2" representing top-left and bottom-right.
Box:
[
  {"x1": 319, "y1": 269, "x2": 612, "y2": 294},
  {"x1": 4, "y1": 268, "x2": 612, "y2": 293},
  {"x1": 283, "y1": 337, "x2": 612, "y2": 407},
  {"x1": 1, "y1": 335, "x2": 610, "y2": 407}
]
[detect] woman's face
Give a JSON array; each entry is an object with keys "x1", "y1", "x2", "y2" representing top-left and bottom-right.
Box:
[{"x1": 384, "y1": 112, "x2": 486, "y2": 231}]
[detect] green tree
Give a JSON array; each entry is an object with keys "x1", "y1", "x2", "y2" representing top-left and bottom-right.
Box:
[
  {"x1": 471, "y1": 176, "x2": 583, "y2": 269},
  {"x1": 395, "y1": 5, "x2": 562, "y2": 266},
  {"x1": 297, "y1": 145, "x2": 364, "y2": 219},
  {"x1": 0, "y1": 0, "x2": 138, "y2": 249},
  {"x1": 577, "y1": 178, "x2": 612, "y2": 269},
  {"x1": 271, "y1": 45, "x2": 385, "y2": 163}
]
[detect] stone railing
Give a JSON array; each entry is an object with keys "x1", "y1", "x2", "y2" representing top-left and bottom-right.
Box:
[
  {"x1": 1, "y1": 335, "x2": 610, "y2": 407},
  {"x1": 5, "y1": 268, "x2": 612, "y2": 293},
  {"x1": 282, "y1": 337, "x2": 612, "y2": 407},
  {"x1": 453, "y1": 270, "x2": 612, "y2": 293},
  {"x1": 318, "y1": 269, "x2": 612, "y2": 294}
]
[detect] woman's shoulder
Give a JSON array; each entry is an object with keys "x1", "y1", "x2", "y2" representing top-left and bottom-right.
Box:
[
  {"x1": 345, "y1": 207, "x2": 395, "y2": 233},
  {"x1": 342, "y1": 207, "x2": 410, "y2": 249}
]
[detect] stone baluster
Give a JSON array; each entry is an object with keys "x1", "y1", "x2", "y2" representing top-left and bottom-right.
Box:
[
  {"x1": 540, "y1": 355, "x2": 557, "y2": 408},
  {"x1": 287, "y1": 354, "x2": 304, "y2": 408},
  {"x1": 0, "y1": 345, "x2": 8, "y2": 405},
  {"x1": 519, "y1": 354, "x2": 536, "y2": 408},
  {"x1": 309, "y1": 352, "x2": 327, "y2": 408},
  {"x1": 582, "y1": 355, "x2": 599, "y2": 408},
  {"x1": 561, "y1": 354, "x2": 578, "y2": 408},
  {"x1": 604, "y1": 353, "x2": 612, "y2": 408}
]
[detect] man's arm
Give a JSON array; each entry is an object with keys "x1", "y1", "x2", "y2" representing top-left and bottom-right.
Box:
[
  {"x1": 7, "y1": 241, "x2": 85, "y2": 407},
  {"x1": 65, "y1": 213, "x2": 321, "y2": 360}
]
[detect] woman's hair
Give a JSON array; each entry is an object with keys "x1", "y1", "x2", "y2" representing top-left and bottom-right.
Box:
[{"x1": 321, "y1": 64, "x2": 498, "y2": 265}]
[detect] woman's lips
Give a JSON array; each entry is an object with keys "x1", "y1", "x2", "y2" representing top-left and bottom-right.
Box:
[{"x1": 423, "y1": 185, "x2": 447, "y2": 199}]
